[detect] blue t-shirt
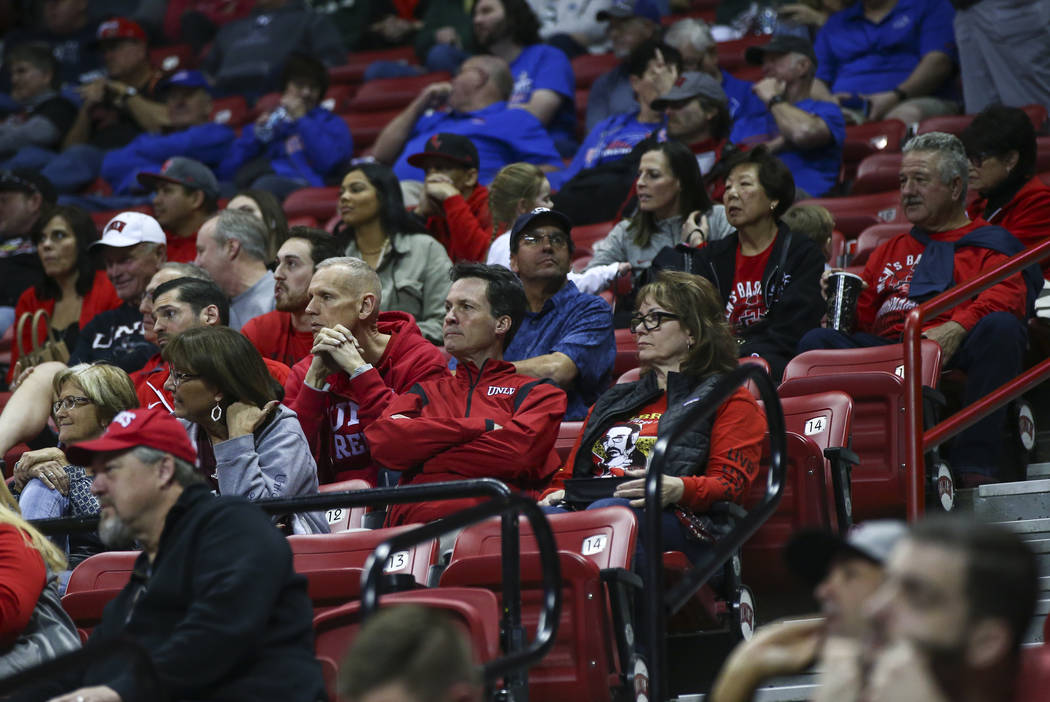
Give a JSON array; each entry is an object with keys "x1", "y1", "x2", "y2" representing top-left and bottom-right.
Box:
[
  {"x1": 394, "y1": 102, "x2": 562, "y2": 184},
  {"x1": 548, "y1": 111, "x2": 662, "y2": 190},
  {"x1": 722, "y1": 69, "x2": 765, "y2": 122},
  {"x1": 509, "y1": 44, "x2": 577, "y2": 146},
  {"x1": 729, "y1": 98, "x2": 846, "y2": 197},
  {"x1": 814, "y1": 0, "x2": 957, "y2": 97},
  {"x1": 503, "y1": 280, "x2": 615, "y2": 421}
]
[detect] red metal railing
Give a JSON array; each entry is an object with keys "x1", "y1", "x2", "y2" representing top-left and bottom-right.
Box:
[{"x1": 903, "y1": 237, "x2": 1050, "y2": 519}]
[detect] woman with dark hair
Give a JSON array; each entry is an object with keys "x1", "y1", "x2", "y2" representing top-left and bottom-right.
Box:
[
  {"x1": 659, "y1": 145, "x2": 825, "y2": 379},
  {"x1": 585, "y1": 140, "x2": 732, "y2": 274},
  {"x1": 962, "y1": 104, "x2": 1050, "y2": 276},
  {"x1": 227, "y1": 188, "x2": 289, "y2": 259},
  {"x1": 333, "y1": 163, "x2": 452, "y2": 343},
  {"x1": 8, "y1": 205, "x2": 121, "y2": 382},
  {"x1": 540, "y1": 271, "x2": 764, "y2": 568},
  {"x1": 163, "y1": 326, "x2": 327, "y2": 534}
]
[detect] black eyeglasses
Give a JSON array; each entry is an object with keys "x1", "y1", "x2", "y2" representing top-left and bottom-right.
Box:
[
  {"x1": 52, "y1": 396, "x2": 92, "y2": 414},
  {"x1": 168, "y1": 365, "x2": 200, "y2": 388},
  {"x1": 519, "y1": 232, "x2": 570, "y2": 249},
  {"x1": 968, "y1": 151, "x2": 997, "y2": 167},
  {"x1": 629, "y1": 311, "x2": 680, "y2": 333}
]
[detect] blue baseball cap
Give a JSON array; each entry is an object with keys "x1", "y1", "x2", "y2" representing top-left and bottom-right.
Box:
[
  {"x1": 509, "y1": 207, "x2": 574, "y2": 250},
  {"x1": 597, "y1": 0, "x2": 662, "y2": 23},
  {"x1": 162, "y1": 70, "x2": 212, "y2": 95}
]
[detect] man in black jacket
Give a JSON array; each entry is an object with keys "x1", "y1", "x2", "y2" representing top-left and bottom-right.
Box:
[{"x1": 27, "y1": 407, "x2": 326, "y2": 702}]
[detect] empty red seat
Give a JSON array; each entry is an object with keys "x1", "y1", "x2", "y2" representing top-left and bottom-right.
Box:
[
  {"x1": 330, "y1": 47, "x2": 419, "y2": 85},
  {"x1": 571, "y1": 53, "x2": 619, "y2": 90},
  {"x1": 613, "y1": 328, "x2": 637, "y2": 379},
  {"x1": 347, "y1": 72, "x2": 451, "y2": 113},
  {"x1": 319, "y1": 84, "x2": 356, "y2": 113},
  {"x1": 852, "y1": 152, "x2": 904, "y2": 195},
  {"x1": 317, "y1": 478, "x2": 372, "y2": 532},
  {"x1": 149, "y1": 44, "x2": 196, "y2": 72},
  {"x1": 918, "y1": 104, "x2": 1047, "y2": 137},
  {"x1": 572, "y1": 221, "x2": 614, "y2": 254},
  {"x1": 795, "y1": 190, "x2": 905, "y2": 240},
  {"x1": 210, "y1": 95, "x2": 251, "y2": 127},
  {"x1": 340, "y1": 109, "x2": 402, "y2": 154},
  {"x1": 851, "y1": 223, "x2": 908, "y2": 266},
  {"x1": 716, "y1": 35, "x2": 769, "y2": 72},
  {"x1": 288, "y1": 526, "x2": 435, "y2": 588},
  {"x1": 283, "y1": 186, "x2": 340, "y2": 222},
  {"x1": 65, "y1": 551, "x2": 138, "y2": 594},
  {"x1": 555, "y1": 420, "x2": 584, "y2": 463}
]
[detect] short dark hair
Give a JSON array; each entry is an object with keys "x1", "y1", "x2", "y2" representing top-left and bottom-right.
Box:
[
  {"x1": 153, "y1": 277, "x2": 230, "y2": 327},
  {"x1": 333, "y1": 163, "x2": 424, "y2": 247},
  {"x1": 180, "y1": 183, "x2": 219, "y2": 215},
  {"x1": 475, "y1": 0, "x2": 541, "y2": 47},
  {"x1": 285, "y1": 225, "x2": 342, "y2": 267},
  {"x1": 631, "y1": 140, "x2": 712, "y2": 248},
  {"x1": 162, "y1": 326, "x2": 283, "y2": 408},
  {"x1": 908, "y1": 516, "x2": 1038, "y2": 653},
  {"x1": 7, "y1": 43, "x2": 58, "y2": 89},
  {"x1": 450, "y1": 262, "x2": 526, "y2": 349},
  {"x1": 625, "y1": 39, "x2": 683, "y2": 78},
  {"x1": 32, "y1": 205, "x2": 100, "y2": 300},
  {"x1": 724, "y1": 144, "x2": 796, "y2": 219},
  {"x1": 280, "y1": 52, "x2": 329, "y2": 99},
  {"x1": 960, "y1": 104, "x2": 1037, "y2": 186}
]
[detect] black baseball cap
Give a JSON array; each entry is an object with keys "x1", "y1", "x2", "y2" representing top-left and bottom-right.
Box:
[
  {"x1": 509, "y1": 207, "x2": 573, "y2": 250},
  {"x1": 406, "y1": 133, "x2": 480, "y2": 170},
  {"x1": 785, "y1": 520, "x2": 908, "y2": 587},
  {"x1": 0, "y1": 170, "x2": 56, "y2": 204},
  {"x1": 745, "y1": 35, "x2": 818, "y2": 67}
]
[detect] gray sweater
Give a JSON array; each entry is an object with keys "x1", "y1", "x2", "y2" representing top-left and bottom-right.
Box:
[
  {"x1": 184, "y1": 405, "x2": 329, "y2": 535},
  {"x1": 584, "y1": 205, "x2": 733, "y2": 271}
]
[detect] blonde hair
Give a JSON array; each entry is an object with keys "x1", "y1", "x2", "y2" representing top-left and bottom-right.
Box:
[
  {"x1": 53, "y1": 363, "x2": 138, "y2": 425},
  {"x1": 0, "y1": 502, "x2": 67, "y2": 572},
  {"x1": 488, "y1": 163, "x2": 546, "y2": 235},
  {"x1": 782, "y1": 204, "x2": 834, "y2": 254}
]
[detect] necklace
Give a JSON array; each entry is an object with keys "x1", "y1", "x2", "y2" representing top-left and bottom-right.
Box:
[{"x1": 357, "y1": 241, "x2": 386, "y2": 255}]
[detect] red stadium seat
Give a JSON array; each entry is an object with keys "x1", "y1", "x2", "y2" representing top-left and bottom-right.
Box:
[
  {"x1": 571, "y1": 53, "x2": 619, "y2": 90},
  {"x1": 572, "y1": 221, "x2": 614, "y2": 254},
  {"x1": 210, "y1": 95, "x2": 251, "y2": 127},
  {"x1": 317, "y1": 479, "x2": 372, "y2": 532},
  {"x1": 340, "y1": 109, "x2": 402, "y2": 154},
  {"x1": 830, "y1": 230, "x2": 845, "y2": 266},
  {"x1": 65, "y1": 550, "x2": 138, "y2": 594},
  {"x1": 320, "y1": 84, "x2": 356, "y2": 113},
  {"x1": 149, "y1": 44, "x2": 196, "y2": 73},
  {"x1": 330, "y1": 47, "x2": 419, "y2": 85},
  {"x1": 843, "y1": 119, "x2": 908, "y2": 163},
  {"x1": 346, "y1": 72, "x2": 451, "y2": 113},
  {"x1": 555, "y1": 421, "x2": 584, "y2": 463},
  {"x1": 613, "y1": 328, "x2": 638, "y2": 379},
  {"x1": 283, "y1": 186, "x2": 340, "y2": 222},
  {"x1": 795, "y1": 190, "x2": 905, "y2": 240},
  {"x1": 852, "y1": 152, "x2": 903, "y2": 195},
  {"x1": 1037, "y1": 136, "x2": 1050, "y2": 173},
  {"x1": 288, "y1": 526, "x2": 435, "y2": 589},
  {"x1": 729, "y1": 64, "x2": 763, "y2": 82},
  {"x1": 851, "y1": 223, "x2": 908, "y2": 266},
  {"x1": 716, "y1": 35, "x2": 769, "y2": 72},
  {"x1": 918, "y1": 104, "x2": 1047, "y2": 137},
  {"x1": 1016, "y1": 645, "x2": 1050, "y2": 702}
]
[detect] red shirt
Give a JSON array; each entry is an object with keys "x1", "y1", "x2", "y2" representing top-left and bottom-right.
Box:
[
  {"x1": 166, "y1": 233, "x2": 197, "y2": 264},
  {"x1": 241, "y1": 310, "x2": 314, "y2": 367},
  {"x1": 425, "y1": 185, "x2": 492, "y2": 263},
  {"x1": 0, "y1": 524, "x2": 46, "y2": 650},
  {"x1": 858, "y1": 217, "x2": 1027, "y2": 339},
  {"x1": 968, "y1": 176, "x2": 1050, "y2": 276},
  {"x1": 726, "y1": 237, "x2": 776, "y2": 332}
]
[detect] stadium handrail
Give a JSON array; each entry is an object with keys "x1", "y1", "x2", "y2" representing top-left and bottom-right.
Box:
[
  {"x1": 643, "y1": 363, "x2": 787, "y2": 702},
  {"x1": 903, "y1": 236, "x2": 1050, "y2": 519}
]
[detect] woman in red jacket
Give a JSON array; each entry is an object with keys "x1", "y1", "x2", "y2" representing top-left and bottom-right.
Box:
[{"x1": 8, "y1": 206, "x2": 121, "y2": 383}]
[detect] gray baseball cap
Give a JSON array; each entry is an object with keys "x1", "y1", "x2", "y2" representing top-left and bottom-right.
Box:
[
  {"x1": 785, "y1": 520, "x2": 909, "y2": 586},
  {"x1": 652, "y1": 71, "x2": 728, "y2": 110},
  {"x1": 136, "y1": 157, "x2": 219, "y2": 200}
]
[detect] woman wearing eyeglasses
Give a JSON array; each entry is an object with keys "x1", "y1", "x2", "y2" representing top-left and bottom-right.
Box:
[
  {"x1": 162, "y1": 326, "x2": 327, "y2": 535},
  {"x1": 11, "y1": 363, "x2": 137, "y2": 573},
  {"x1": 539, "y1": 271, "x2": 764, "y2": 568}
]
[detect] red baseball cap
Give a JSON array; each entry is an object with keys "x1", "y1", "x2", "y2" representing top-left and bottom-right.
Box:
[
  {"x1": 65, "y1": 408, "x2": 197, "y2": 466},
  {"x1": 95, "y1": 17, "x2": 147, "y2": 44}
]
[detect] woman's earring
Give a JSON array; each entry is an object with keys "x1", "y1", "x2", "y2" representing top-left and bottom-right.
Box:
[{"x1": 211, "y1": 403, "x2": 223, "y2": 422}]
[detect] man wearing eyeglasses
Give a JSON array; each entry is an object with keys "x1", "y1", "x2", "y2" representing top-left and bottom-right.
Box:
[{"x1": 504, "y1": 208, "x2": 615, "y2": 420}]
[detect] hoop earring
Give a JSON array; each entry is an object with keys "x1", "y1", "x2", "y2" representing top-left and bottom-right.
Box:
[{"x1": 211, "y1": 403, "x2": 223, "y2": 422}]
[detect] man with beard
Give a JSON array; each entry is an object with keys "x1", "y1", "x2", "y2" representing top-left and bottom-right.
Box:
[
  {"x1": 10, "y1": 407, "x2": 326, "y2": 702},
  {"x1": 242, "y1": 226, "x2": 341, "y2": 366}
]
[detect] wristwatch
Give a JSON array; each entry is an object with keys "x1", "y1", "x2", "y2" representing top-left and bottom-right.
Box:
[
  {"x1": 767, "y1": 94, "x2": 787, "y2": 109},
  {"x1": 893, "y1": 87, "x2": 908, "y2": 102}
]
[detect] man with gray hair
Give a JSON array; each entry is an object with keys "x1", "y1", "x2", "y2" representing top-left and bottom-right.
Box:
[
  {"x1": 283, "y1": 257, "x2": 447, "y2": 486},
  {"x1": 194, "y1": 209, "x2": 275, "y2": 330},
  {"x1": 798, "y1": 131, "x2": 1040, "y2": 486},
  {"x1": 11, "y1": 407, "x2": 326, "y2": 701}
]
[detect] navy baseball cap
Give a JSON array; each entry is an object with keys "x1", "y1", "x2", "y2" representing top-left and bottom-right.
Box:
[
  {"x1": 406, "y1": 133, "x2": 480, "y2": 170},
  {"x1": 598, "y1": 0, "x2": 662, "y2": 22},
  {"x1": 509, "y1": 207, "x2": 574, "y2": 250},
  {"x1": 0, "y1": 170, "x2": 56, "y2": 204},
  {"x1": 161, "y1": 70, "x2": 213, "y2": 95}
]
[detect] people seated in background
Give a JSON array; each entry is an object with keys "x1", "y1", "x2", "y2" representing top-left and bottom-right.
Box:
[
  {"x1": 0, "y1": 43, "x2": 77, "y2": 161},
  {"x1": 711, "y1": 520, "x2": 907, "y2": 702},
  {"x1": 655, "y1": 146, "x2": 826, "y2": 380},
  {"x1": 812, "y1": 0, "x2": 959, "y2": 124},
  {"x1": 243, "y1": 226, "x2": 342, "y2": 367},
  {"x1": 539, "y1": 271, "x2": 764, "y2": 573},
  {"x1": 284, "y1": 257, "x2": 447, "y2": 486},
  {"x1": 194, "y1": 210, "x2": 276, "y2": 330},
  {"x1": 586, "y1": 0, "x2": 663, "y2": 132},
  {"x1": 409, "y1": 133, "x2": 493, "y2": 263},
  {"x1": 798, "y1": 133, "x2": 1039, "y2": 486},
  {"x1": 13, "y1": 407, "x2": 327, "y2": 702},
  {"x1": 373, "y1": 55, "x2": 562, "y2": 185},
  {"x1": 0, "y1": 500, "x2": 79, "y2": 678},
  {"x1": 332, "y1": 163, "x2": 452, "y2": 343},
  {"x1": 549, "y1": 39, "x2": 681, "y2": 192},
  {"x1": 0, "y1": 171, "x2": 55, "y2": 333},
  {"x1": 366, "y1": 263, "x2": 566, "y2": 525},
  {"x1": 503, "y1": 208, "x2": 615, "y2": 420},
  {"x1": 338, "y1": 605, "x2": 483, "y2": 702},
  {"x1": 226, "y1": 188, "x2": 289, "y2": 260},
  {"x1": 99, "y1": 70, "x2": 234, "y2": 196},
  {"x1": 782, "y1": 203, "x2": 835, "y2": 262},
  {"x1": 473, "y1": 0, "x2": 577, "y2": 154},
  {"x1": 962, "y1": 105, "x2": 1050, "y2": 277},
  {"x1": 162, "y1": 325, "x2": 325, "y2": 534},
  {"x1": 663, "y1": 17, "x2": 757, "y2": 123},
  {"x1": 161, "y1": 0, "x2": 254, "y2": 51},
  {"x1": 202, "y1": 0, "x2": 346, "y2": 98},
  {"x1": 2, "y1": 0, "x2": 99, "y2": 89},
  {"x1": 8, "y1": 205, "x2": 122, "y2": 384},
  {"x1": 732, "y1": 36, "x2": 845, "y2": 198},
  {"x1": 533, "y1": 0, "x2": 616, "y2": 58},
  {"x1": 137, "y1": 156, "x2": 221, "y2": 263},
  {"x1": 218, "y1": 53, "x2": 353, "y2": 200},
  {"x1": 11, "y1": 363, "x2": 137, "y2": 574}
]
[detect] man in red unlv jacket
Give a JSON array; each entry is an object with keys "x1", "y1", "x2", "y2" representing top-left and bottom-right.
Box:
[
  {"x1": 366, "y1": 262, "x2": 567, "y2": 525},
  {"x1": 283, "y1": 257, "x2": 448, "y2": 486}
]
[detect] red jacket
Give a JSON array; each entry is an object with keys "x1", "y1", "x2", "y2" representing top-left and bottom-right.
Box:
[
  {"x1": 968, "y1": 176, "x2": 1050, "y2": 276},
  {"x1": 166, "y1": 233, "x2": 197, "y2": 264},
  {"x1": 425, "y1": 185, "x2": 492, "y2": 263},
  {"x1": 858, "y1": 217, "x2": 1027, "y2": 339},
  {"x1": 133, "y1": 351, "x2": 291, "y2": 411},
  {"x1": 365, "y1": 358, "x2": 567, "y2": 526},
  {"x1": 9, "y1": 270, "x2": 122, "y2": 383},
  {"x1": 242, "y1": 310, "x2": 314, "y2": 368},
  {"x1": 283, "y1": 311, "x2": 448, "y2": 486}
]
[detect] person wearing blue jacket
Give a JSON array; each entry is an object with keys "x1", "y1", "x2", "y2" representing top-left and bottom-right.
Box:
[
  {"x1": 99, "y1": 70, "x2": 233, "y2": 196},
  {"x1": 218, "y1": 54, "x2": 353, "y2": 200}
]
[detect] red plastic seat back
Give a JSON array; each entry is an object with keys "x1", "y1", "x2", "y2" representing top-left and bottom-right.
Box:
[
  {"x1": 210, "y1": 95, "x2": 250, "y2": 127},
  {"x1": 613, "y1": 328, "x2": 638, "y2": 379},
  {"x1": 330, "y1": 47, "x2": 418, "y2": 85},
  {"x1": 572, "y1": 221, "x2": 615, "y2": 254},
  {"x1": 851, "y1": 223, "x2": 908, "y2": 266},
  {"x1": 782, "y1": 341, "x2": 942, "y2": 389},
  {"x1": 852, "y1": 152, "x2": 904, "y2": 195},
  {"x1": 317, "y1": 479, "x2": 371, "y2": 532},
  {"x1": 288, "y1": 526, "x2": 436, "y2": 587},
  {"x1": 918, "y1": 105, "x2": 1046, "y2": 137},
  {"x1": 347, "y1": 72, "x2": 451, "y2": 112},
  {"x1": 571, "y1": 53, "x2": 619, "y2": 89},
  {"x1": 65, "y1": 551, "x2": 139, "y2": 594},
  {"x1": 1015, "y1": 645, "x2": 1050, "y2": 701},
  {"x1": 555, "y1": 420, "x2": 584, "y2": 463},
  {"x1": 340, "y1": 109, "x2": 402, "y2": 154},
  {"x1": 795, "y1": 190, "x2": 905, "y2": 239},
  {"x1": 283, "y1": 186, "x2": 340, "y2": 222}
]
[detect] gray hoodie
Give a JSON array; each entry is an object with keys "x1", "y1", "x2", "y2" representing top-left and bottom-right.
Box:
[
  {"x1": 584, "y1": 205, "x2": 733, "y2": 271},
  {"x1": 183, "y1": 405, "x2": 329, "y2": 535}
]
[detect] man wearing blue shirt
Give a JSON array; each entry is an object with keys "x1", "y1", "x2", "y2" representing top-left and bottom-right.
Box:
[
  {"x1": 812, "y1": 0, "x2": 959, "y2": 124},
  {"x1": 730, "y1": 36, "x2": 845, "y2": 198},
  {"x1": 473, "y1": 0, "x2": 578, "y2": 154},
  {"x1": 372, "y1": 55, "x2": 562, "y2": 185},
  {"x1": 504, "y1": 208, "x2": 615, "y2": 421}
]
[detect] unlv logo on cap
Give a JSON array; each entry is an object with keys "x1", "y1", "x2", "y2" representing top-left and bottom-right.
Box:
[
  {"x1": 105, "y1": 220, "x2": 126, "y2": 233},
  {"x1": 429, "y1": 134, "x2": 442, "y2": 149},
  {"x1": 161, "y1": 158, "x2": 175, "y2": 172},
  {"x1": 530, "y1": 207, "x2": 552, "y2": 215},
  {"x1": 674, "y1": 75, "x2": 687, "y2": 87}
]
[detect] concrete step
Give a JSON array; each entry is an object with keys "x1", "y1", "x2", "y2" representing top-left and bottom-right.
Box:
[
  {"x1": 992, "y1": 518, "x2": 1050, "y2": 539},
  {"x1": 977, "y1": 481, "x2": 1050, "y2": 521},
  {"x1": 1028, "y1": 462, "x2": 1050, "y2": 480},
  {"x1": 676, "y1": 673, "x2": 819, "y2": 702}
]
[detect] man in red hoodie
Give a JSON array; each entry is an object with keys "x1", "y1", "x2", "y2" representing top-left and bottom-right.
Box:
[
  {"x1": 409, "y1": 133, "x2": 492, "y2": 262},
  {"x1": 283, "y1": 257, "x2": 448, "y2": 486},
  {"x1": 365, "y1": 262, "x2": 567, "y2": 526}
]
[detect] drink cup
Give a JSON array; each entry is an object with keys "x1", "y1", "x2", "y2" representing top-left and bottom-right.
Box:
[{"x1": 826, "y1": 271, "x2": 864, "y2": 334}]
